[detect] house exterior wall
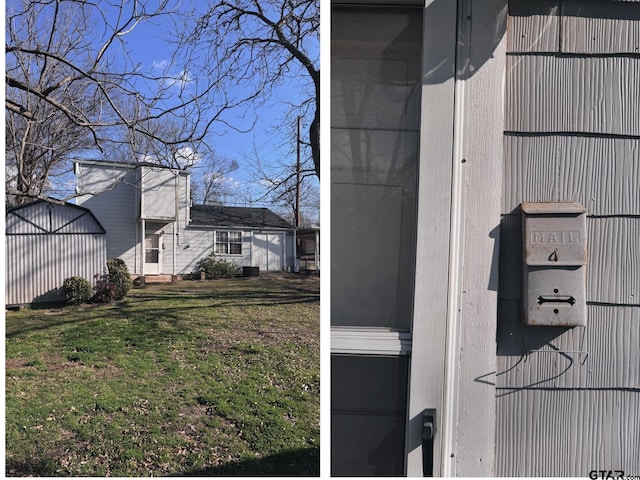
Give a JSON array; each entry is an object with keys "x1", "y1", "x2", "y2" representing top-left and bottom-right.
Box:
[
  {"x1": 443, "y1": 0, "x2": 506, "y2": 474},
  {"x1": 140, "y1": 166, "x2": 178, "y2": 221},
  {"x1": 330, "y1": 1, "x2": 502, "y2": 475},
  {"x1": 176, "y1": 228, "x2": 293, "y2": 274},
  {"x1": 75, "y1": 162, "x2": 192, "y2": 275},
  {"x1": 496, "y1": 0, "x2": 640, "y2": 475},
  {"x1": 75, "y1": 162, "x2": 142, "y2": 273},
  {"x1": 175, "y1": 228, "x2": 216, "y2": 274},
  {"x1": 173, "y1": 184, "x2": 295, "y2": 275},
  {"x1": 75, "y1": 161, "x2": 293, "y2": 275},
  {"x1": 5, "y1": 202, "x2": 107, "y2": 305},
  {"x1": 168, "y1": 170, "x2": 192, "y2": 275}
]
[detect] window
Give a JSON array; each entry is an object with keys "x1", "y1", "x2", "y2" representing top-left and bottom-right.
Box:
[
  {"x1": 331, "y1": 4, "x2": 424, "y2": 476},
  {"x1": 215, "y1": 231, "x2": 242, "y2": 255},
  {"x1": 144, "y1": 234, "x2": 160, "y2": 263}
]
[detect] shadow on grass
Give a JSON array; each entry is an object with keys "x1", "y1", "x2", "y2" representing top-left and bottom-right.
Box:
[
  {"x1": 6, "y1": 277, "x2": 319, "y2": 339},
  {"x1": 6, "y1": 458, "x2": 59, "y2": 477},
  {"x1": 6, "y1": 448, "x2": 319, "y2": 477},
  {"x1": 175, "y1": 447, "x2": 320, "y2": 477}
]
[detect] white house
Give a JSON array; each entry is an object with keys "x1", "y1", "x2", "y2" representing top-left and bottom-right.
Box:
[
  {"x1": 74, "y1": 160, "x2": 295, "y2": 277},
  {"x1": 331, "y1": 0, "x2": 640, "y2": 477}
]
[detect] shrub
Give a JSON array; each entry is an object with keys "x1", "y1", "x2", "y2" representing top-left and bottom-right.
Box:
[
  {"x1": 107, "y1": 258, "x2": 132, "y2": 299},
  {"x1": 196, "y1": 253, "x2": 240, "y2": 279},
  {"x1": 62, "y1": 276, "x2": 93, "y2": 304},
  {"x1": 93, "y1": 258, "x2": 132, "y2": 303}
]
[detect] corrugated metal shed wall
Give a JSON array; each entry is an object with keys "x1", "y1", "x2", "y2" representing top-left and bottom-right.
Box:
[
  {"x1": 497, "y1": 0, "x2": 640, "y2": 475},
  {"x1": 6, "y1": 201, "x2": 107, "y2": 305}
]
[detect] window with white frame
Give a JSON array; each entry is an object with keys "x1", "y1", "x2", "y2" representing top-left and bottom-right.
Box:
[{"x1": 215, "y1": 231, "x2": 242, "y2": 255}]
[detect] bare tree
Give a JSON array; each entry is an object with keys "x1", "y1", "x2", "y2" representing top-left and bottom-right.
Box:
[
  {"x1": 188, "y1": 152, "x2": 241, "y2": 205},
  {"x1": 177, "y1": 0, "x2": 320, "y2": 179},
  {"x1": 6, "y1": 0, "x2": 319, "y2": 208},
  {"x1": 273, "y1": 175, "x2": 319, "y2": 228},
  {"x1": 6, "y1": 0, "x2": 107, "y2": 203},
  {"x1": 4, "y1": 0, "x2": 243, "y2": 205},
  {"x1": 244, "y1": 115, "x2": 319, "y2": 226}
]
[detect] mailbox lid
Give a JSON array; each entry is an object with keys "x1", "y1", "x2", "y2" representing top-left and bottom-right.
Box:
[
  {"x1": 521, "y1": 202, "x2": 586, "y2": 215},
  {"x1": 522, "y1": 202, "x2": 588, "y2": 267}
]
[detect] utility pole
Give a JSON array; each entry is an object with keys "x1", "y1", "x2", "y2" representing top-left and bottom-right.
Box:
[
  {"x1": 296, "y1": 116, "x2": 301, "y2": 228},
  {"x1": 293, "y1": 116, "x2": 301, "y2": 273}
]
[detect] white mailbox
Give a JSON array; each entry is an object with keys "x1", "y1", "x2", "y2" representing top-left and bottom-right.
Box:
[{"x1": 522, "y1": 202, "x2": 587, "y2": 327}]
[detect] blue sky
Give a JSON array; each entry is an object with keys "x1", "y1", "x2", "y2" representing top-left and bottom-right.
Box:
[
  {"x1": 113, "y1": 2, "x2": 319, "y2": 205},
  {"x1": 5, "y1": 0, "x2": 319, "y2": 219}
]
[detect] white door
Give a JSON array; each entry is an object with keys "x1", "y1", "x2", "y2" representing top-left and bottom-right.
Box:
[
  {"x1": 331, "y1": 1, "x2": 456, "y2": 476},
  {"x1": 144, "y1": 233, "x2": 161, "y2": 274},
  {"x1": 253, "y1": 233, "x2": 283, "y2": 271}
]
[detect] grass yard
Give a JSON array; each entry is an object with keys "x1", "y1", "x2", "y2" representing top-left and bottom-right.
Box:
[{"x1": 5, "y1": 274, "x2": 320, "y2": 476}]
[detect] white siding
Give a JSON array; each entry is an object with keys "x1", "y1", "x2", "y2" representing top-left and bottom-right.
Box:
[
  {"x1": 504, "y1": 135, "x2": 640, "y2": 215},
  {"x1": 156, "y1": 171, "x2": 190, "y2": 275},
  {"x1": 175, "y1": 228, "x2": 216, "y2": 275},
  {"x1": 448, "y1": 0, "x2": 506, "y2": 473},
  {"x1": 75, "y1": 162, "x2": 130, "y2": 195},
  {"x1": 141, "y1": 167, "x2": 177, "y2": 220},
  {"x1": 507, "y1": 0, "x2": 640, "y2": 54},
  {"x1": 74, "y1": 162, "x2": 293, "y2": 276},
  {"x1": 175, "y1": 228, "x2": 294, "y2": 274},
  {"x1": 76, "y1": 164, "x2": 191, "y2": 276},
  {"x1": 76, "y1": 165, "x2": 140, "y2": 274}
]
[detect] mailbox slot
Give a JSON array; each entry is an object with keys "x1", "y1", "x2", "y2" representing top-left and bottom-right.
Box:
[{"x1": 522, "y1": 202, "x2": 587, "y2": 327}]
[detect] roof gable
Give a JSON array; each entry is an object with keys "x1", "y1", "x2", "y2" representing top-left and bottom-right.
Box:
[
  {"x1": 189, "y1": 205, "x2": 293, "y2": 230},
  {"x1": 6, "y1": 200, "x2": 106, "y2": 235}
]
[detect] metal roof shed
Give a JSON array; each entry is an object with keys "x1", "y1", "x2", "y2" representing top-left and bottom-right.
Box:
[{"x1": 5, "y1": 200, "x2": 107, "y2": 306}]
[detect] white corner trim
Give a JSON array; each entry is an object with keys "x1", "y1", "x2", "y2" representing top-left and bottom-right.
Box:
[
  {"x1": 331, "y1": 327, "x2": 412, "y2": 356},
  {"x1": 441, "y1": 11, "x2": 468, "y2": 476}
]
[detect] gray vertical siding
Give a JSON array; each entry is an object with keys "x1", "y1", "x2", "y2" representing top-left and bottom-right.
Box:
[
  {"x1": 498, "y1": 0, "x2": 640, "y2": 475},
  {"x1": 5, "y1": 202, "x2": 107, "y2": 305}
]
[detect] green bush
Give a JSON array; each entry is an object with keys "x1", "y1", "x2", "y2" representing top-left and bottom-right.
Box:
[
  {"x1": 93, "y1": 258, "x2": 132, "y2": 303},
  {"x1": 62, "y1": 276, "x2": 93, "y2": 304},
  {"x1": 107, "y1": 258, "x2": 132, "y2": 300},
  {"x1": 196, "y1": 253, "x2": 241, "y2": 279}
]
